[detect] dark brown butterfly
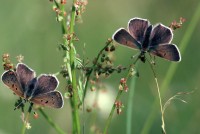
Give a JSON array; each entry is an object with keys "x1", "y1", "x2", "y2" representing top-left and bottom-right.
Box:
[
  {"x1": 1, "y1": 63, "x2": 64, "y2": 108},
  {"x1": 112, "y1": 17, "x2": 181, "y2": 62}
]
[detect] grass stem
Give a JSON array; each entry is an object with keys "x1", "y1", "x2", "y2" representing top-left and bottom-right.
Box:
[
  {"x1": 148, "y1": 60, "x2": 166, "y2": 133},
  {"x1": 21, "y1": 103, "x2": 33, "y2": 134},
  {"x1": 103, "y1": 57, "x2": 139, "y2": 134},
  {"x1": 54, "y1": 0, "x2": 81, "y2": 133},
  {"x1": 38, "y1": 108, "x2": 66, "y2": 134}
]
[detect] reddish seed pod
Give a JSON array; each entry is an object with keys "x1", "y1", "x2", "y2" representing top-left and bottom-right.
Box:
[
  {"x1": 63, "y1": 11, "x2": 67, "y2": 16},
  {"x1": 124, "y1": 85, "x2": 128, "y2": 92},
  {"x1": 115, "y1": 101, "x2": 122, "y2": 107},
  {"x1": 33, "y1": 112, "x2": 39, "y2": 119},
  {"x1": 53, "y1": 7, "x2": 58, "y2": 11},
  {"x1": 115, "y1": 101, "x2": 123, "y2": 114},
  {"x1": 105, "y1": 46, "x2": 110, "y2": 51},
  {"x1": 3, "y1": 63, "x2": 13, "y2": 70},
  {"x1": 120, "y1": 78, "x2": 126, "y2": 84},
  {"x1": 61, "y1": 0, "x2": 67, "y2": 4}
]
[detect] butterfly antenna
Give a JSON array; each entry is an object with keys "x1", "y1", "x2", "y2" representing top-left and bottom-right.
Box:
[{"x1": 131, "y1": 52, "x2": 140, "y2": 60}]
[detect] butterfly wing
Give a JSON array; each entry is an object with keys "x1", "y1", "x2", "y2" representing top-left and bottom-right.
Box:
[
  {"x1": 32, "y1": 75, "x2": 58, "y2": 96},
  {"x1": 149, "y1": 24, "x2": 173, "y2": 47},
  {"x1": 128, "y1": 17, "x2": 150, "y2": 44},
  {"x1": 31, "y1": 91, "x2": 63, "y2": 108},
  {"x1": 1, "y1": 70, "x2": 24, "y2": 97},
  {"x1": 112, "y1": 28, "x2": 141, "y2": 50},
  {"x1": 16, "y1": 63, "x2": 36, "y2": 92},
  {"x1": 149, "y1": 44, "x2": 181, "y2": 62}
]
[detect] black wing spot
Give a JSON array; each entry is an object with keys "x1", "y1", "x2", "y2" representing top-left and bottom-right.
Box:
[
  {"x1": 45, "y1": 101, "x2": 49, "y2": 104},
  {"x1": 41, "y1": 100, "x2": 43, "y2": 102},
  {"x1": 12, "y1": 84, "x2": 14, "y2": 88},
  {"x1": 15, "y1": 88, "x2": 18, "y2": 90}
]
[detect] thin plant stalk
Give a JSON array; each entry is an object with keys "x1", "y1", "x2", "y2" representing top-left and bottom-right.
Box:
[
  {"x1": 147, "y1": 60, "x2": 166, "y2": 134},
  {"x1": 141, "y1": 3, "x2": 200, "y2": 133},
  {"x1": 21, "y1": 112, "x2": 30, "y2": 134},
  {"x1": 103, "y1": 57, "x2": 140, "y2": 134},
  {"x1": 21, "y1": 103, "x2": 33, "y2": 134},
  {"x1": 126, "y1": 73, "x2": 137, "y2": 134},
  {"x1": 103, "y1": 90, "x2": 123, "y2": 134},
  {"x1": 38, "y1": 108, "x2": 66, "y2": 134},
  {"x1": 68, "y1": 3, "x2": 81, "y2": 134}
]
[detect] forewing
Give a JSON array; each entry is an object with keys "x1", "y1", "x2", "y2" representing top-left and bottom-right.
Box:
[
  {"x1": 31, "y1": 91, "x2": 63, "y2": 108},
  {"x1": 112, "y1": 28, "x2": 141, "y2": 49},
  {"x1": 149, "y1": 44, "x2": 181, "y2": 62},
  {"x1": 16, "y1": 63, "x2": 35, "y2": 91},
  {"x1": 32, "y1": 75, "x2": 58, "y2": 96},
  {"x1": 149, "y1": 24, "x2": 173, "y2": 47},
  {"x1": 128, "y1": 17, "x2": 150, "y2": 44},
  {"x1": 1, "y1": 70, "x2": 24, "y2": 97}
]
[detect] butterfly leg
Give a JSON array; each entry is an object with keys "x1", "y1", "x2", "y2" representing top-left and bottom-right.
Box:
[
  {"x1": 138, "y1": 51, "x2": 146, "y2": 63},
  {"x1": 14, "y1": 98, "x2": 26, "y2": 111},
  {"x1": 28, "y1": 102, "x2": 34, "y2": 113}
]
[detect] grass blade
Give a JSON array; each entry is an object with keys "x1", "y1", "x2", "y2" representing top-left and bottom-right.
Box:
[{"x1": 126, "y1": 76, "x2": 137, "y2": 134}]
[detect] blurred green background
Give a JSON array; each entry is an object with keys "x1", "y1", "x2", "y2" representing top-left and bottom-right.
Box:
[{"x1": 0, "y1": 0, "x2": 200, "y2": 134}]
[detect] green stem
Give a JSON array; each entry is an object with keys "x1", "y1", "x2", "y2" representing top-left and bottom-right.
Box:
[
  {"x1": 103, "y1": 57, "x2": 139, "y2": 134},
  {"x1": 141, "y1": 3, "x2": 200, "y2": 134},
  {"x1": 68, "y1": 3, "x2": 81, "y2": 134},
  {"x1": 21, "y1": 114, "x2": 28, "y2": 134},
  {"x1": 147, "y1": 60, "x2": 166, "y2": 133},
  {"x1": 38, "y1": 108, "x2": 66, "y2": 134},
  {"x1": 126, "y1": 73, "x2": 137, "y2": 134},
  {"x1": 103, "y1": 90, "x2": 123, "y2": 134},
  {"x1": 21, "y1": 103, "x2": 33, "y2": 134},
  {"x1": 58, "y1": 1, "x2": 80, "y2": 133}
]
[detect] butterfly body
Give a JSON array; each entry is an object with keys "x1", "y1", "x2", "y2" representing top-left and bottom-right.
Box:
[
  {"x1": 1, "y1": 63, "x2": 64, "y2": 108},
  {"x1": 113, "y1": 17, "x2": 181, "y2": 62}
]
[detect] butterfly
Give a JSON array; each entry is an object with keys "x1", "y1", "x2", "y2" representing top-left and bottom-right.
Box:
[
  {"x1": 1, "y1": 63, "x2": 64, "y2": 108},
  {"x1": 112, "y1": 17, "x2": 181, "y2": 62}
]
